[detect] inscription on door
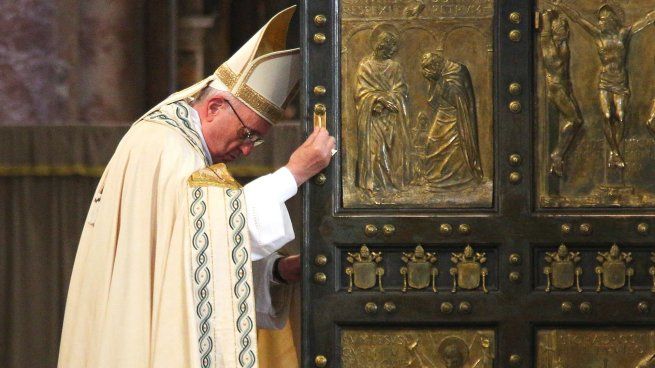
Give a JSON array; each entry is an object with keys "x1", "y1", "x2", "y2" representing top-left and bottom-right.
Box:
[
  {"x1": 537, "y1": 329, "x2": 655, "y2": 367},
  {"x1": 342, "y1": 329, "x2": 495, "y2": 368}
]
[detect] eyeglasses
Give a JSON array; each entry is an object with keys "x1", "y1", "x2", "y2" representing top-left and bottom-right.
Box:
[{"x1": 225, "y1": 100, "x2": 265, "y2": 147}]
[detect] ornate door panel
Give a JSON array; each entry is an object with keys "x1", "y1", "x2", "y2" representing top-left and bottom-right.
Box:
[{"x1": 301, "y1": 0, "x2": 655, "y2": 367}]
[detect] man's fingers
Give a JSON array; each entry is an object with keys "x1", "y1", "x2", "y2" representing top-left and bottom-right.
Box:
[
  {"x1": 312, "y1": 128, "x2": 330, "y2": 146},
  {"x1": 307, "y1": 127, "x2": 333, "y2": 147},
  {"x1": 325, "y1": 136, "x2": 336, "y2": 150},
  {"x1": 317, "y1": 133, "x2": 335, "y2": 149},
  {"x1": 304, "y1": 127, "x2": 322, "y2": 146},
  {"x1": 327, "y1": 137, "x2": 337, "y2": 157},
  {"x1": 298, "y1": 128, "x2": 336, "y2": 165}
]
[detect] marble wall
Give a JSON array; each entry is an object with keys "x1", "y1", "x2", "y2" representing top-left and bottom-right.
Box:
[
  {"x1": 0, "y1": 1, "x2": 68, "y2": 125},
  {"x1": 0, "y1": 0, "x2": 145, "y2": 125}
]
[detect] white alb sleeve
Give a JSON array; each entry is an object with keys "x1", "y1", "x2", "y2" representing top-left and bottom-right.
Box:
[
  {"x1": 244, "y1": 167, "x2": 297, "y2": 261},
  {"x1": 252, "y1": 254, "x2": 291, "y2": 329}
]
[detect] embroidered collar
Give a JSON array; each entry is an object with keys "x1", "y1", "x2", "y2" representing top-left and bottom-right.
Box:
[{"x1": 142, "y1": 101, "x2": 211, "y2": 166}]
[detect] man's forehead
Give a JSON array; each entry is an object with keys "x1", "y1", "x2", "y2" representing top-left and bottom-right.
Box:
[
  {"x1": 229, "y1": 97, "x2": 270, "y2": 132},
  {"x1": 228, "y1": 96, "x2": 260, "y2": 119}
]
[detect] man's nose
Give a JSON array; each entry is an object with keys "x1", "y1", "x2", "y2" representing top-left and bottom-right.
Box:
[{"x1": 239, "y1": 143, "x2": 253, "y2": 156}]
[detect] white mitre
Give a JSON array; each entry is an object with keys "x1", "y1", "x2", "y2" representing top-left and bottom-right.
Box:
[{"x1": 149, "y1": 6, "x2": 300, "y2": 125}]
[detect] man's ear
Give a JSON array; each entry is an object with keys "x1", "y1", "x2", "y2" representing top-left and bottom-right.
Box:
[{"x1": 206, "y1": 96, "x2": 225, "y2": 119}]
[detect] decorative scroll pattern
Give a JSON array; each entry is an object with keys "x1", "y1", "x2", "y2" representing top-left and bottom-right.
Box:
[
  {"x1": 144, "y1": 101, "x2": 211, "y2": 166},
  {"x1": 227, "y1": 188, "x2": 257, "y2": 368},
  {"x1": 190, "y1": 187, "x2": 214, "y2": 368}
]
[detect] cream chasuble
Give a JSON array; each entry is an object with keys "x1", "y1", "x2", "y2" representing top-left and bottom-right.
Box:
[{"x1": 58, "y1": 101, "x2": 291, "y2": 368}]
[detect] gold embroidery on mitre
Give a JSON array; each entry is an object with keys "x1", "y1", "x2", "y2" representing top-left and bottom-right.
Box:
[
  {"x1": 215, "y1": 65, "x2": 238, "y2": 90},
  {"x1": 234, "y1": 82, "x2": 284, "y2": 125},
  {"x1": 188, "y1": 163, "x2": 241, "y2": 189},
  {"x1": 230, "y1": 48, "x2": 298, "y2": 125}
]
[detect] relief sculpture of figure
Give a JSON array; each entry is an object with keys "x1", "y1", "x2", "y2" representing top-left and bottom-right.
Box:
[
  {"x1": 540, "y1": 9, "x2": 583, "y2": 177},
  {"x1": 419, "y1": 52, "x2": 483, "y2": 190},
  {"x1": 355, "y1": 24, "x2": 413, "y2": 194},
  {"x1": 438, "y1": 337, "x2": 470, "y2": 368},
  {"x1": 645, "y1": 25, "x2": 655, "y2": 139},
  {"x1": 646, "y1": 75, "x2": 655, "y2": 137},
  {"x1": 648, "y1": 92, "x2": 655, "y2": 138},
  {"x1": 636, "y1": 353, "x2": 655, "y2": 368},
  {"x1": 553, "y1": 0, "x2": 655, "y2": 168}
]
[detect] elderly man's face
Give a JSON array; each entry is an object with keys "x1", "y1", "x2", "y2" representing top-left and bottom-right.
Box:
[{"x1": 197, "y1": 95, "x2": 270, "y2": 163}]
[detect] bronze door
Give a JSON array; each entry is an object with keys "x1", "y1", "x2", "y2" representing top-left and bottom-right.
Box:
[{"x1": 301, "y1": 0, "x2": 655, "y2": 366}]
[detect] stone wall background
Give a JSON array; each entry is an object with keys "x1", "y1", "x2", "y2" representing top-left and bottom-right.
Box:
[
  {"x1": 0, "y1": 0, "x2": 146, "y2": 125},
  {"x1": 0, "y1": 0, "x2": 298, "y2": 126}
]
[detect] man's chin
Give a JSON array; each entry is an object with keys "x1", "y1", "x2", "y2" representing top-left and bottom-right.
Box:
[{"x1": 213, "y1": 155, "x2": 238, "y2": 163}]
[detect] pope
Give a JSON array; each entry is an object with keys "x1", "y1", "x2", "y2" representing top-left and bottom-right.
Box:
[{"x1": 58, "y1": 6, "x2": 335, "y2": 368}]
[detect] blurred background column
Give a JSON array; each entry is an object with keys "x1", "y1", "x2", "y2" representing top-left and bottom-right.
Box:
[
  {"x1": 178, "y1": 0, "x2": 215, "y2": 89},
  {"x1": 76, "y1": 0, "x2": 145, "y2": 124},
  {"x1": 0, "y1": 0, "x2": 75, "y2": 125}
]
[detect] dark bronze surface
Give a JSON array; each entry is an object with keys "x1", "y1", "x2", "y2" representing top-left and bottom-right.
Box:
[{"x1": 301, "y1": 0, "x2": 655, "y2": 366}]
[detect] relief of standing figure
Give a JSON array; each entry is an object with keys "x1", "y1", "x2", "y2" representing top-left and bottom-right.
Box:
[
  {"x1": 540, "y1": 9, "x2": 583, "y2": 177},
  {"x1": 643, "y1": 24, "x2": 655, "y2": 139},
  {"x1": 553, "y1": 0, "x2": 655, "y2": 168},
  {"x1": 648, "y1": 93, "x2": 655, "y2": 138},
  {"x1": 355, "y1": 24, "x2": 413, "y2": 194},
  {"x1": 419, "y1": 52, "x2": 483, "y2": 190}
]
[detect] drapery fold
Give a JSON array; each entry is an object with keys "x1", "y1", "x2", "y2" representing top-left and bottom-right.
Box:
[
  {"x1": 0, "y1": 175, "x2": 98, "y2": 367},
  {"x1": 0, "y1": 125, "x2": 301, "y2": 368}
]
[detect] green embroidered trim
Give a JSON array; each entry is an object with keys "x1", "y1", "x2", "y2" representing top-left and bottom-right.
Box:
[
  {"x1": 144, "y1": 102, "x2": 211, "y2": 166},
  {"x1": 227, "y1": 188, "x2": 256, "y2": 368},
  {"x1": 190, "y1": 187, "x2": 214, "y2": 368}
]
